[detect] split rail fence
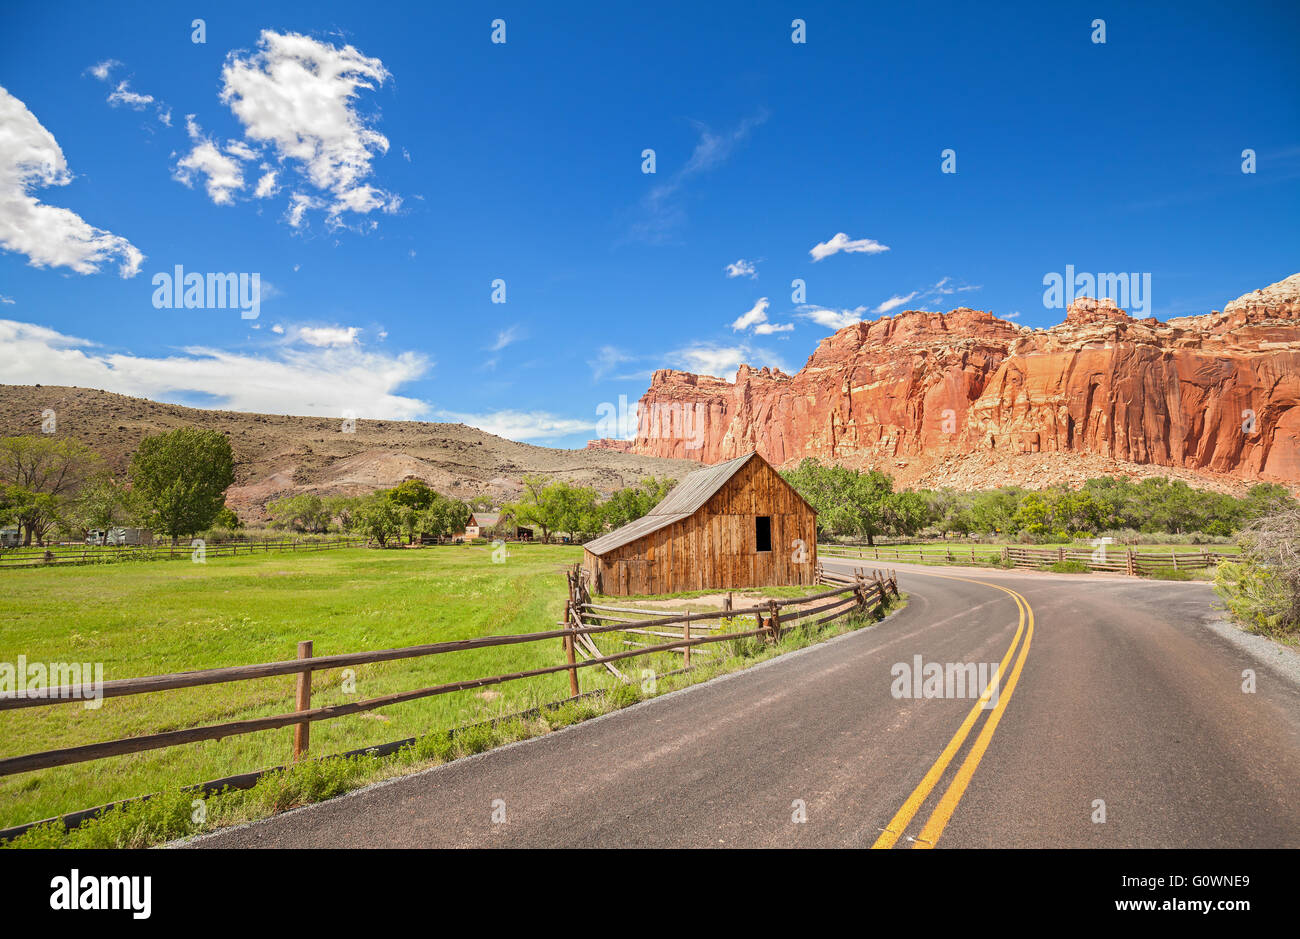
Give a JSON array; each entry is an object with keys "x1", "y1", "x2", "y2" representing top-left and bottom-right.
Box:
[
  {"x1": 0, "y1": 537, "x2": 367, "y2": 568},
  {"x1": 0, "y1": 565, "x2": 898, "y2": 787},
  {"x1": 819, "y1": 541, "x2": 1230, "y2": 575}
]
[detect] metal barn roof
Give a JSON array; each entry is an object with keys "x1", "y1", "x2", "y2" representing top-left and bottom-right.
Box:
[{"x1": 583, "y1": 452, "x2": 759, "y2": 556}]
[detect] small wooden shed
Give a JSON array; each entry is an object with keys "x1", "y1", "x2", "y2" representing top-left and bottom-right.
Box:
[{"x1": 582, "y1": 451, "x2": 817, "y2": 596}]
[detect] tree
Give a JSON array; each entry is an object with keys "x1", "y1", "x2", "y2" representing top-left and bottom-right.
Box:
[
  {"x1": 0, "y1": 436, "x2": 103, "y2": 544},
  {"x1": 601, "y1": 476, "x2": 675, "y2": 530},
  {"x1": 348, "y1": 491, "x2": 400, "y2": 546},
  {"x1": 70, "y1": 473, "x2": 135, "y2": 533},
  {"x1": 267, "y1": 494, "x2": 331, "y2": 533},
  {"x1": 507, "y1": 474, "x2": 563, "y2": 543},
  {"x1": 417, "y1": 494, "x2": 471, "y2": 542},
  {"x1": 129, "y1": 428, "x2": 235, "y2": 544}
]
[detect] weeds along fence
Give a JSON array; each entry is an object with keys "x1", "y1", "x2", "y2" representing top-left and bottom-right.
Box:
[
  {"x1": 819, "y1": 541, "x2": 1230, "y2": 575},
  {"x1": 0, "y1": 537, "x2": 367, "y2": 569},
  {"x1": 564, "y1": 564, "x2": 899, "y2": 684},
  {"x1": 0, "y1": 566, "x2": 898, "y2": 788}
]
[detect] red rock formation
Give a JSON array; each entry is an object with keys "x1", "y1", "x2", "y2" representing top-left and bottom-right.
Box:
[{"x1": 589, "y1": 274, "x2": 1300, "y2": 490}]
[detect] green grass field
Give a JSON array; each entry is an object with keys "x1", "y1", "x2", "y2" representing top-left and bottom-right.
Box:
[{"x1": 0, "y1": 542, "x2": 610, "y2": 829}]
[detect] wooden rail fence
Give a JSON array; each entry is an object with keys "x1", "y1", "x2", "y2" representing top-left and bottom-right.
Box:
[
  {"x1": 819, "y1": 541, "x2": 1229, "y2": 575},
  {"x1": 0, "y1": 537, "x2": 367, "y2": 568},
  {"x1": 0, "y1": 566, "x2": 898, "y2": 781}
]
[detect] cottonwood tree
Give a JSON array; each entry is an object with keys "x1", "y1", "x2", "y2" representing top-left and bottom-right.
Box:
[
  {"x1": 129, "y1": 428, "x2": 235, "y2": 544},
  {"x1": 0, "y1": 436, "x2": 103, "y2": 545}
]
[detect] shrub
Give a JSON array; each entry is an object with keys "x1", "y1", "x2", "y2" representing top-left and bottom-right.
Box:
[{"x1": 1214, "y1": 509, "x2": 1300, "y2": 637}]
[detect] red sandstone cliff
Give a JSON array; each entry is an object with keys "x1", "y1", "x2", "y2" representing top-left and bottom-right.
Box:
[{"x1": 589, "y1": 274, "x2": 1300, "y2": 492}]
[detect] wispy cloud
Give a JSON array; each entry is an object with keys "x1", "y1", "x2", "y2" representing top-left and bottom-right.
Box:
[
  {"x1": 725, "y1": 258, "x2": 758, "y2": 279},
  {"x1": 666, "y1": 341, "x2": 788, "y2": 381},
  {"x1": 626, "y1": 111, "x2": 768, "y2": 244},
  {"x1": 809, "y1": 232, "x2": 890, "y2": 261},
  {"x1": 434, "y1": 408, "x2": 596, "y2": 442},
  {"x1": 489, "y1": 325, "x2": 523, "y2": 351}
]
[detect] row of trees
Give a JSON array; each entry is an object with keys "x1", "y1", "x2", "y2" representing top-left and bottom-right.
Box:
[
  {"x1": 781, "y1": 458, "x2": 1297, "y2": 544},
  {"x1": 504, "y1": 475, "x2": 676, "y2": 543},
  {"x1": 0, "y1": 429, "x2": 237, "y2": 546},
  {"x1": 265, "y1": 480, "x2": 475, "y2": 547}
]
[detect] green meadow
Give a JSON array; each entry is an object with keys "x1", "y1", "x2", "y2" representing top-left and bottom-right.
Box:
[{"x1": 0, "y1": 543, "x2": 607, "y2": 829}]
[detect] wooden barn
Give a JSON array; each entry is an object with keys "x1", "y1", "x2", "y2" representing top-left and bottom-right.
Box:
[{"x1": 582, "y1": 451, "x2": 817, "y2": 596}]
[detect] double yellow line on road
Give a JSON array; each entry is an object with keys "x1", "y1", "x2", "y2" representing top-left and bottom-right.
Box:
[{"x1": 869, "y1": 570, "x2": 1035, "y2": 849}]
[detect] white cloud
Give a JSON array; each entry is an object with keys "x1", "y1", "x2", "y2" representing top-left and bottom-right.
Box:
[
  {"x1": 0, "y1": 318, "x2": 430, "y2": 419},
  {"x1": 0, "y1": 86, "x2": 143, "y2": 276},
  {"x1": 809, "y1": 232, "x2": 890, "y2": 261},
  {"x1": 489, "y1": 325, "x2": 523, "y2": 351},
  {"x1": 0, "y1": 295, "x2": 14, "y2": 304},
  {"x1": 271, "y1": 323, "x2": 285, "y2": 334},
  {"x1": 797, "y1": 305, "x2": 869, "y2": 330},
  {"x1": 219, "y1": 30, "x2": 399, "y2": 228},
  {"x1": 725, "y1": 258, "x2": 757, "y2": 279},
  {"x1": 875, "y1": 292, "x2": 918, "y2": 314},
  {"x1": 88, "y1": 60, "x2": 121, "y2": 81},
  {"x1": 627, "y1": 112, "x2": 767, "y2": 244},
  {"x1": 293, "y1": 325, "x2": 360, "y2": 347},
  {"x1": 1003, "y1": 311, "x2": 1021, "y2": 320},
  {"x1": 667, "y1": 342, "x2": 788, "y2": 381},
  {"x1": 753, "y1": 321, "x2": 793, "y2": 334},
  {"x1": 731, "y1": 297, "x2": 770, "y2": 331},
  {"x1": 173, "y1": 115, "x2": 246, "y2": 205},
  {"x1": 587, "y1": 345, "x2": 643, "y2": 382},
  {"x1": 253, "y1": 169, "x2": 278, "y2": 198},
  {"x1": 106, "y1": 80, "x2": 154, "y2": 109},
  {"x1": 435, "y1": 408, "x2": 596, "y2": 442},
  {"x1": 157, "y1": 108, "x2": 172, "y2": 127}
]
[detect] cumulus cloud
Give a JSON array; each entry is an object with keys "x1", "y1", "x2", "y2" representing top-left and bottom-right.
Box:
[
  {"x1": 731, "y1": 297, "x2": 769, "y2": 331},
  {"x1": 725, "y1": 258, "x2": 757, "y2": 279},
  {"x1": 809, "y1": 232, "x2": 890, "y2": 261},
  {"x1": 0, "y1": 318, "x2": 430, "y2": 419},
  {"x1": 219, "y1": 30, "x2": 399, "y2": 228},
  {"x1": 0, "y1": 86, "x2": 143, "y2": 276},
  {"x1": 173, "y1": 115, "x2": 246, "y2": 205},
  {"x1": 253, "y1": 169, "x2": 278, "y2": 198},
  {"x1": 731, "y1": 296, "x2": 792, "y2": 335}
]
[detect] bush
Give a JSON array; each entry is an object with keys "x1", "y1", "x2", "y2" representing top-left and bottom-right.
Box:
[
  {"x1": 1214, "y1": 509, "x2": 1300, "y2": 637},
  {"x1": 1043, "y1": 560, "x2": 1089, "y2": 573}
]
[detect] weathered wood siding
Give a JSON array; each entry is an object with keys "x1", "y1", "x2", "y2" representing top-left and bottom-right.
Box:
[{"x1": 581, "y1": 456, "x2": 817, "y2": 596}]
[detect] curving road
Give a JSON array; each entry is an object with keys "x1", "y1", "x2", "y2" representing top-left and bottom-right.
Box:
[{"x1": 185, "y1": 560, "x2": 1300, "y2": 849}]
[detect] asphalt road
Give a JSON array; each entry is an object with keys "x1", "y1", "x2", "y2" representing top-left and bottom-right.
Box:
[{"x1": 186, "y1": 560, "x2": 1300, "y2": 848}]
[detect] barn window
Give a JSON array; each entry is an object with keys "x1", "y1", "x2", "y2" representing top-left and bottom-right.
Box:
[{"x1": 755, "y1": 516, "x2": 772, "y2": 552}]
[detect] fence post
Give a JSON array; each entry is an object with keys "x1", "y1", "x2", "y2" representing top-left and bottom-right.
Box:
[
  {"x1": 683, "y1": 612, "x2": 691, "y2": 667},
  {"x1": 1058, "y1": 547, "x2": 1065, "y2": 562},
  {"x1": 293, "y1": 640, "x2": 312, "y2": 761},
  {"x1": 1001, "y1": 546, "x2": 1010, "y2": 565},
  {"x1": 562, "y1": 599, "x2": 580, "y2": 697},
  {"x1": 1126, "y1": 548, "x2": 1136, "y2": 577},
  {"x1": 1171, "y1": 549, "x2": 1178, "y2": 571},
  {"x1": 768, "y1": 600, "x2": 781, "y2": 642}
]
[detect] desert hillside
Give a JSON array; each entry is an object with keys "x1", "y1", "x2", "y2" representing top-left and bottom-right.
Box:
[{"x1": 0, "y1": 385, "x2": 699, "y2": 523}]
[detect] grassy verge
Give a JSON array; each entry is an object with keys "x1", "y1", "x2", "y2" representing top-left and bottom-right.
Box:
[
  {"x1": 3, "y1": 590, "x2": 905, "y2": 848},
  {"x1": 0, "y1": 543, "x2": 606, "y2": 829}
]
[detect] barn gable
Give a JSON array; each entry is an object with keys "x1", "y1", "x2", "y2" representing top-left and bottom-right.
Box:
[{"x1": 581, "y1": 451, "x2": 818, "y2": 595}]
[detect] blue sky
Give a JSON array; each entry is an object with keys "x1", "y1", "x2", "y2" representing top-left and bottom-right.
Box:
[{"x1": 1, "y1": 0, "x2": 1297, "y2": 448}]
